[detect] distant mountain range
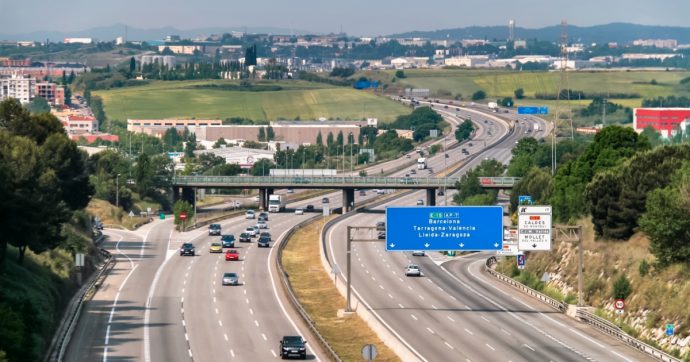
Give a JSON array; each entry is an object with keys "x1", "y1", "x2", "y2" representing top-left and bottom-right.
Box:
[
  {"x1": 0, "y1": 23, "x2": 312, "y2": 42},
  {"x1": 390, "y1": 23, "x2": 690, "y2": 45}
]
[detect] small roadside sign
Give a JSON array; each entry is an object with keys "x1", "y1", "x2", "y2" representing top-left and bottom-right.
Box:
[
  {"x1": 361, "y1": 344, "x2": 378, "y2": 361},
  {"x1": 75, "y1": 253, "x2": 85, "y2": 267},
  {"x1": 666, "y1": 324, "x2": 674, "y2": 336},
  {"x1": 614, "y1": 299, "x2": 625, "y2": 314},
  {"x1": 160, "y1": 213, "x2": 165, "y2": 220},
  {"x1": 497, "y1": 229, "x2": 519, "y2": 256},
  {"x1": 518, "y1": 205, "x2": 552, "y2": 251},
  {"x1": 518, "y1": 195, "x2": 533, "y2": 205},
  {"x1": 128, "y1": 210, "x2": 135, "y2": 217},
  {"x1": 517, "y1": 253, "x2": 526, "y2": 269},
  {"x1": 323, "y1": 206, "x2": 330, "y2": 217},
  {"x1": 179, "y1": 212, "x2": 187, "y2": 220}
]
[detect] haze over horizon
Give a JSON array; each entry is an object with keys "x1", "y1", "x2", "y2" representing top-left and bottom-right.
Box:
[{"x1": 2, "y1": 0, "x2": 688, "y2": 36}]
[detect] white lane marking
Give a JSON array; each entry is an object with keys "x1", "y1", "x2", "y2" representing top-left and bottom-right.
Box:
[
  {"x1": 230, "y1": 349, "x2": 235, "y2": 357},
  {"x1": 188, "y1": 349, "x2": 192, "y2": 358},
  {"x1": 246, "y1": 298, "x2": 249, "y2": 304},
  {"x1": 144, "y1": 227, "x2": 174, "y2": 362},
  {"x1": 426, "y1": 327, "x2": 435, "y2": 334},
  {"x1": 523, "y1": 344, "x2": 535, "y2": 351},
  {"x1": 271, "y1": 350, "x2": 277, "y2": 358},
  {"x1": 185, "y1": 333, "x2": 189, "y2": 341},
  {"x1": 387, "y1": 293, "x2": 393, "y2": 299},
  {"x1": 464, "y1": 328, "x2": 473, "y2": 335},
  {"x1": 181, "y1": 308, "x2": 184, "y2": 314},
  {"x1": 411, "y1": 314, "x2": 418, "y2": 320},
  {"x1": 267, "y1": 227, "x2": 322, "y2": 362},
  {"x1": 378, "y1": 284, "x2": 384, "y2": 290},
  {"x1": 481, "y1": 316, "x2": 490, "y2": 323},
  {"x1": 103, "y1": 347, "x2": 108, "y2": 360},
  {"x1": 444, "y1": 342, "x2": 454, "y2": 350},
  {"x1": 486, "y1": 343, "x2": 495, "y2": 351},
  {"x1": 501, "y1": 328, "x2": 511, "y2": 336},
  {"x1": 104, "y1": 325, "x2": 111, "y2": 345},
  {"x1": 447, "y1": 316, "x2": 455, "y2": 322},
  {"x1": 213, "y1": 297, "x2": 216, "y2": 303},
  {"x1": 215, "y1": 308, "x2": 219, "y2": 314},
  {"x1": 219, "y1": 320, "x2": 223, "y2": 327},
  {"x1": 431, "y1": 305, "x2": 438, "y2": 310},
  {"x1": 249, "y1": 308, "x2": 254, "y2": 315},
  {"x1": 182, "y1": 320, "x2": 185, "y2": 327},
  {"x1": 418, "y1": 295, "x2": 424, "y2": 300},
  {"x1": 224, "y1": 333, "x2": 229, "y2": 341},
  {"x1": 262, "y1": 333, "x2": 267, "y2": 341},
  {"x1": 398, "y1": 303, "x2": 405, "y2": 309},
  {"x1": 254, "y1": 320, "x2": 259, "y2": 327}
]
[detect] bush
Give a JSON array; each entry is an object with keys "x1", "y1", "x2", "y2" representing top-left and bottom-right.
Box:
[
  {"x1": 639, "y1": 260, "x2": 649, "y2": 277},
  {"x1": 612, "y1": 274, "x2": 632, "y2": 300},
  {"x1": 514, "y1": 88, "x2": 525, "y2": 99},
  {"x1": 395, "y1": 70, "x2": 406, "y2": 79},
  {"x1": 471, "y1": 90, "x2": 486, "y2": 101}
]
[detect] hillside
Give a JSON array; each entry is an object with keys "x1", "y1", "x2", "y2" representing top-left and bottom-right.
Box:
[{"x1": 496, "y1": 219, "x2": 690, "y2": 359}]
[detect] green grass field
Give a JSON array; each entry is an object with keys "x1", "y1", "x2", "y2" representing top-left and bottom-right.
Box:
[{"x1": 95, "y1": 80, "x2": 410, "y2": 122}]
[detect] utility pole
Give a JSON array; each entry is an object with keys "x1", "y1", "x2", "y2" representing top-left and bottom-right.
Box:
[
  {"x1": 602, "y1": 98, "x2": 607, "y2": 126},
  {"x1": 115, "y1": 174, "x2": 120, "y2": 207},
  {"x1": 345, "y1": 226, "x2": 382, "y2": 312}
]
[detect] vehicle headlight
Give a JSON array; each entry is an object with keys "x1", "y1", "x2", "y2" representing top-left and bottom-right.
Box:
[{"x1": 299, "y1": 347, "x2": 305, "y2": 351}]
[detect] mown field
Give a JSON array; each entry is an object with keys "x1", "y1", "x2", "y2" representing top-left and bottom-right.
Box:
[{"x1": 94, "y1": 80, "x2": 410, "y2": 122}]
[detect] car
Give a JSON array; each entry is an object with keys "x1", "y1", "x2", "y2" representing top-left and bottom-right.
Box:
[
  {"x1": 456, "y1": 107, "x2": 460, "y2": 111},
  {"x1": 406, "y1": 154, "x2": 411, "y2": 158},
  {"x1": 405, "y1": 264, "x2": 422, "y2": 277},
  {"x1": 404, "y1": 173, "x2": 410, "y2": 177},
  {"x1": 239, "y1": 232, "x2": 251, "y2": 242},
  {"x1": 484, "y1": 119, "x2": 488, "y2": 124},
  {"x1": 209, "y1": 242, "x2": 223, "y2": 253},
  {"x1": 287, "y1": 188, "x2": 294, "y2": 194},
  {"x1": 376, "y1": 189, "x2": 385, "y2": 195},
  {"x1": 410, "y1": 169, "x2": 416, "y2": 174},
  {"x1": 469, "y1": 142, "x2": 473, "y2": 147},
  {"x1": 245, "y1": 226, "x2": 258, "y2": 237},
  {"x1": 437, "y1": 190, "x2": 445, "y2": 196},
  {"x1": 376, "y1": 221, "x2": 386, "y2": 231},
  {"x1": 245, "y1": 210, "x2": 256, "y2": 219},
  {"x1": 222, "y1": 272, "x2": 239, "y2": 286},
  {"x1": 225, "y1": 249, "x2": 239, "y2": 261},
  {"x1": 259, "y1": 212, "x2": 269, "y2": 221},
  {"x1": 427, "y1": 167, "x2": 433, "y2": 172},
  {"x1": 260, "y1": 231, "x2": 271, "y2": 239},
  {"x1": 221, "y1": 234, "x2": 235, "y2": 248},
  {"x1": 377, "y1": 231, "x2": 386, "y2": 240},
  {"x1": 294, "y1": 208, "x2": 304, "y2": 215},
  {"x1": 280, "y1": 336, "x2": 307, "y2": 359},
  {"x1": 258, "y1": 215, "x2": 267, "y2": 222},
  {"x1": 444, "y1": 105, "x2": 448, "y2": 109},
  {"x1": 180, "y1": 243, "x2": 195, "y2": 256},
  {"x1": 412, "y1": 250, "x2": 426, "y2": 256},
  {"x1": 416, "y1": 199, "x2": 424, "y2": 205},
  {"x1": 258, "y1": 236, "x2": 271, "y2": 248},
  {"x1": 305, "y1": 205, "x2": 315, "y2": 212},
  {"x1": 359, "y1": 190, "x2": 366, "y2": 196},
  {"x1": 322, "y1": 197, "x2": 329, "y2": 204},
  {"x1": 256, "y1": 220, "x2": 268, "y2": 229},
  {"x1": 208, "y1": 223, "x2": 221, "y2": 236}
]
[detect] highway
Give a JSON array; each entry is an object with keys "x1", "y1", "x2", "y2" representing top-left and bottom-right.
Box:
[{"x1": 324, "y1": 102, "x2": 653, "y2": 361}]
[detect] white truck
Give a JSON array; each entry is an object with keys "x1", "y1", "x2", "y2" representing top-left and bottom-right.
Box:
[
  {"x1": 268, "y1": 195, "x2": 285, "y2": 213},
  {"x1": 417, "y1": 157, "x2": 427, "y2": 170},
  {"x1": 488, "y1": 102, "x2": 499, "y2": 112},
  {"x1": 534, "y1": 124, "x2": 540, "y2": 132}
]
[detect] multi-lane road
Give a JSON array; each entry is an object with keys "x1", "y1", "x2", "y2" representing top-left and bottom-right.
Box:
[{"x1": 64, "y1": 102, "x2": 651, "y2": 362}]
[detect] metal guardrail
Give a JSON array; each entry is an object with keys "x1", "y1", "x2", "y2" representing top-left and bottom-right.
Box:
[
  {"x1": 484, "y1": 260, "x2": 681, "y2": 362},
  {"x1": 575, "y1": 309, "x2": 681, "y2": 362},
  {"x1": 46, "y1": 247, "x2": 114, "y2": 362},
  {"x1": 276, "y1": 213, "x2": 343, "y2": 362}
]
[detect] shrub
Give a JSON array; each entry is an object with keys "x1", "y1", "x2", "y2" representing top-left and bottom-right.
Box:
[
  {"x1": 612, "y1": 274, "x2": 632, "y2": 300},
  {"x1": 639, "y1": 260, "x2": 649, "y2": 277}
]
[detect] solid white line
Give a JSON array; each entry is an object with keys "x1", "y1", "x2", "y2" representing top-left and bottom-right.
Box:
[
  {"x1": 104, "y1": 325, "x2": 111, "y2": 345},
  {"x1": 523, "y1": 344, "x2": 535, "y2": 351}
]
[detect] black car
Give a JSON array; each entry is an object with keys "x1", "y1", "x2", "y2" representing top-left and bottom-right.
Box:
[
  {"x1": 239, "y1": 232, "x2": 251, "y2": 242},
  {"x1": 377, "y1": 231, "x2": 386, "y2": 240},
  {"x1": 321, "y1": 197, "x2": 329, "y2": 204},
  {"x1": 260, "y1": 232, "x2": 271, "y2": 240},
  {"x1": 280, "y1": 336, "x2": 307, "y2": 359},
  {"x1": 259, "y1": 212, "x2": 269, "y2": 221},
  {"x1": 376, "y1": 221, "x2": 386, "y2": 231},
  {"x1": 180, "y1": 243, "x2": 195, "y2": 256},
  {"x1": 221, "y1": 234, "x2": 235, "y2": 248},
  {"x1": 305, "y1": 205, "x2": 315, "y2": 212},
  {"x1": 437, "y1": 190, "x2": 445, "y2": 196},
  {"x1": 208, "y1": 223, "x2": 221, "y2": 236},
  {"x1": 258, "y1": 236, "x2": 271, "y2": 248}
]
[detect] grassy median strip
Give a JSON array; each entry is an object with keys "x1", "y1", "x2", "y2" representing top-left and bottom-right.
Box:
[{"x1": 282, "y1": 217, "x2": 400, "y2": 361}]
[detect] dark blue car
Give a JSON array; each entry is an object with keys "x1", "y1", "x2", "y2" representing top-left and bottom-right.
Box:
[{"x1": 221, "y1": 234, "x2": 235, "y2": 248}]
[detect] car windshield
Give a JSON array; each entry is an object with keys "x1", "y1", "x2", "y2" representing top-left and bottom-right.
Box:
[
  {"x1": 227, "y1": 250, "x2": 237, "y2": 254},
  {"x1": 283, "y1": 336, "x2": 303, "y2": 345},
  {"x1": 224, "y1": 273, "x2": 237, "y2": 278},
  {"x1": 408, "y1": 265, "x2": 419, "y2": 270},
  {"x1": 211, "y1": 242, "x2": 221, "y2": 247},
  {"x1": 210, "y1": 224, "x2": 220, "y2": 229},
  {"x1": 183, "y1": 243, "x2": 193, "y2": 249},
  {"x1": 222, "y1": 235, "x2": 234, "y2": 240}
]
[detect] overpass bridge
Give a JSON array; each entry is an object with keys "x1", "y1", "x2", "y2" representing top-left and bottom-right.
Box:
[{"x1": 172, "y1": 175, "x2": 519, "y2": 211}]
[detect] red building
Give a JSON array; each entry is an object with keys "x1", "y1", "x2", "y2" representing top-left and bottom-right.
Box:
[{"x1": 633, "y1": 108, "x2": 690, "y2": 138}]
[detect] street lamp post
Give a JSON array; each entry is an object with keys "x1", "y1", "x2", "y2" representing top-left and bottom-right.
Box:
[
  {"x1": 443, "y1": 137, "x2": 448, "y2": 205},
  {"x1": 349, "y1": 132, "x2": 353, "y2": 176},
  {"x1": 115, "y1": 173, "x2": 121, "y2": 208}
]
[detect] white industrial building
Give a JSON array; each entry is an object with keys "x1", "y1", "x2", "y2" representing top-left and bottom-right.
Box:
[
  {"x1": 140, "y1": 55, "x2": 177, "y2": 68},
  {"x1": 193, "y1": 147, "x2": 275, "y2": 169}
]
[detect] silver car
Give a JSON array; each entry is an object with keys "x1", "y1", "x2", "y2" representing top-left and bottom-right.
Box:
[
  {"x1": 256, "y1": 221, "x2": 268, "y2": 229},
  {"x1": 405, "y1": 264, "x2": 422, "y2": 277},
  {"x1": 245, "y1": 226, "x2": 258, "y2": 237},
  {"x1": 412, "y1": 250, "x2": 425, "y2": 256},
  {"x1": 222, "y1": 272, "x2": 239, "y2": 285},
  {"x1": 245, "y1": 210, "x2": 256, "y2": 219}
]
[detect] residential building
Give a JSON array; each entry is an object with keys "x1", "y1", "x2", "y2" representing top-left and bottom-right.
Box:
[
  {"x1": 157, "y1": 45, "x2": 204, "y2": 55},
  {"x1": 633, "y1": 108, "x2": 690, "y2": 138},
  {"x1": 35, "y1": 82, "x2": 65, "y2": 105},
  {"x1": 0, "y1": 57, "x2": 31, "y2": 67},
  {"x1": 462, "y1": 39, "x2": 488, "y2": 47},
  {"x1": 71, "y1": 134, "x2": 119, "y2": 144},
  {"x1": 60, "y1": 115, "x2": 98, "y2": 134},
  {"x1": 140, "y1": 55, "x2": 177, "y2": 68},
  {"x1": 0, "y1": 74, "x2": 35, "y2": 104}
]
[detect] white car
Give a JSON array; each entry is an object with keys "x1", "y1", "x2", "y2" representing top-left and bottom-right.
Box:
[
  {"x1": 256, "y1": 221, "x2": 268, "y2": 229},
  {"x1": 416, "y1": 199, "x2": 424, "y2": 205},
  {"x1": 412, "y1": 250, "x2": 425, "y2": 256},
  {"x1": 294, "y1": 208, "x2": 304, "y2": 215},
  {"x1": 376, "y1": 189, "x2": 385, "y2": 195},
  {"x1": 405, "y1": 264, "x2": 422, "y2": 277},
  {"x1": 245, "y1": 226, "x2": 258, "y2": 237},
  {"x1": 245, "y1": 210, "x2": 256, "y2": 219}
]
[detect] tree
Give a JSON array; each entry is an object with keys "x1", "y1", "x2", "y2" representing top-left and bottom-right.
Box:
[
  {"x1": 27, "y1": 97, "x2": 50, "y2": 114},
  {"x1": 326, "y1": 132, "x2": 334, "y2": 147},
  {"x1": 266, "y1": 125, "x2": 275, "y2": 141},
  {"x1": 499, "y1": 97, "x2": 513, "y2": 107},
  {"x1": 61, "y1": 70, "x2": 67, "y2": 85},
  {"x1": 514, "y1": 88, "x2": 525, "y2": 99},
  {"x1": 509, "y1": 168, "x2": 553, "y2": 212},
  {"x1": 316, "y1": 131, "x2": 323, "y2": 146},
  {"x1": 612, "y1": 275, "x2": 632, "y2": 300},
  {"x1": 68, "y1": 70, "x2": 76, "y2": 84},
  {"x1": 472, "y1": 90, "x2": 486, "y2": 101},
  {"x1": 129, "y1": 57, "x2": 136, "y2": 77},
  {"x1": 173, "y1": 200, "x2": 194, "y2": 227},
  {"x1": 250, "y1": 158, "x2": 275, "y2": 176},
  {"x1": 63, "y1": 86, "x2": 72, "y2": 106},
  {"x1": 213, "y1": 137, "x2": 227, "y2": 148},
  {"x1": 395, "y1": 70, "x2": 406, "y2": 78},
  {"x1": 454, "y1": 119, "x2": 474, "y2": 142},
  {"x1": 336, "y1": 130, "x2": 344, "y2": 146},
  {"x1": 184, "y1": 133, "x2": 197, "y2": 158},
  {"x1": 257, "y1": 127, "x2": 266, "y2": 142}
]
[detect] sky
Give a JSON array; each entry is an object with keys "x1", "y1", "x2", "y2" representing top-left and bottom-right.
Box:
[{"x1": 1, "y1": 0, "x2": 688, "y2": 36}]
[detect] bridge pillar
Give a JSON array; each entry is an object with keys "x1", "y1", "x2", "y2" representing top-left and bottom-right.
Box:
[
  {"x1": 259, "y1": 188, "x2": 273, "y2": 211},
  {"x1": 172, "y1": 186, "x2": 181, "y2": 203},
  {"x1": 426, "y1": 188, "x2": 436, "y2": 206},
  {"x1": 180, "y1": 187, "x2": 196, "y2": 209},
  {"x1": 342, "y1": 188, "x2": 355, "y2": 213}
]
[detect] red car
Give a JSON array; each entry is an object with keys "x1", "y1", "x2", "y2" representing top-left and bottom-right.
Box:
[{"x1": 225, "y1": 249, "x2": 239, "y2": 261}]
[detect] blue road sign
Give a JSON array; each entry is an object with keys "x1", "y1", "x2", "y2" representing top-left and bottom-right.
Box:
[
  {"x1": 517, "y1": 253, "x2": 526, "y2": 268},
  {"x1": 385, "y1": 206, "x2": 503, "y2": 251},
  {"x1": 517, "y1": 106, "x2": 549, "y2": 115},
  {"x1": 666, "y1": 324, "x2": 674, "y2": 336},
  {"x1": 518, "y1": 195, "x2": 533, "y2": 204}
]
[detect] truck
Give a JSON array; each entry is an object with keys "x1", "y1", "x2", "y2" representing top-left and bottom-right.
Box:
[
  {"x1": 417, "y1": 157, "x2": 427, "y2": 170},
  {"x1": 534, "y1": 124, "x2": 540, "y2": 132},
  {"x1": 268, "y1": 195, "x2": 285, "y2": 213},
  {"x1": 488, "y1": 102, "x2": 499, "y2": 112}
]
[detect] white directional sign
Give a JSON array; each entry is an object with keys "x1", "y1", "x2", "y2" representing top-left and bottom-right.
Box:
[
  {"x1": 518, "y1": 206, "x2": 552, "y2": 251},
  {"x1": 497, "y1": 228, "x2": 519, "y2": 256}
]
